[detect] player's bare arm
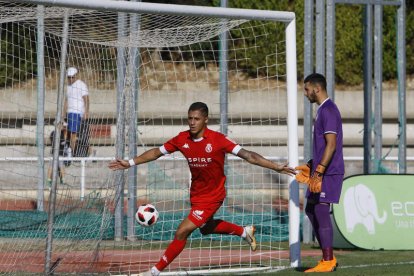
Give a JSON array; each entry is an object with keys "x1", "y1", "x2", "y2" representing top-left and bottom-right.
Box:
[
  {"x1": 108, "y1": 147, "x2": 163, "y2": 170},
  {"x1": 83, "y1": 95, "x2": 90, "y2": 119},
  {"x1": 320, "y1": 133, "x2": 337, "y2": 166},
  {"x1": 63, "y1": 99, "x2": 67, "y2": 118},
  {"x1": 237, "y1": 148, "x2": 295, "y2": 176}
]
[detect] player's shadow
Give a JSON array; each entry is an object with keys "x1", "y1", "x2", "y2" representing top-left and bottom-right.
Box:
[
  {"x1": 295, "y1": 263, "x2": 339, "y2": 272},
  {"x1": 295, "y1": 267, "x2": 310, "y2": 272}
]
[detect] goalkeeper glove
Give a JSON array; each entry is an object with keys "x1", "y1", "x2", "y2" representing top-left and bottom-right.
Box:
[
  {"x1": 309, "y1": 164, "x2": 326, "y2": 193},
  {"x1": 295, "y1": 160, "x2": 312, "y2": 184}
]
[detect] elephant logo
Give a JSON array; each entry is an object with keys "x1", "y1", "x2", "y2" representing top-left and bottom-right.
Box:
[{"x1": 343, "y1": 184, "x2": 387, "y2": 235}]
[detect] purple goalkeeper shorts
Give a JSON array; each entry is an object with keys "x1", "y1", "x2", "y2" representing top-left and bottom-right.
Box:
[{"x1": 306, "y1": 174, "x2": 344, "y2": 204}]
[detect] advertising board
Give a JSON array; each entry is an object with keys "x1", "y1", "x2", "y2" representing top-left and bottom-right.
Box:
[{"x1": 333, "y1": 175, "x2": 414, "y2": 250}]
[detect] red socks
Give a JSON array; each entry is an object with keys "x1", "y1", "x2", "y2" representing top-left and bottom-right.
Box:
[
  {"x1": 155, "y1": 239, "x2": 186, "y2": 271},
  {"x1": 155, "y1": 220, "x2": 244, "y2": 272},
  {"x1": 213, "y1": 219, "x2": 244, "y2": 236}
]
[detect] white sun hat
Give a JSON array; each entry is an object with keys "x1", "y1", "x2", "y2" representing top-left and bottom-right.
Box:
[{"x1": 67, "y1": 67, "x2": 78, "y2": 77}]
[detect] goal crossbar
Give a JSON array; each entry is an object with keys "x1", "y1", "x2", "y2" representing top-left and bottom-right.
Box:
[{"x1": 10, "y1": 0, "x2": 295, "y2": 22}]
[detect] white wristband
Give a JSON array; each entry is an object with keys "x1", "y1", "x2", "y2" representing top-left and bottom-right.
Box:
[{"x1": 128, "y1": 159, "x2": 136, "y2": 167}]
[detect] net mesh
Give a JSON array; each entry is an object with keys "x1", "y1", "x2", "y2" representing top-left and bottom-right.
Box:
[
  {"x1": 1, "y1": 4, "x2": 247, "y2": 47},
  {"x1": 0, "y1": 1, "x2": 294, "y2": 274}
]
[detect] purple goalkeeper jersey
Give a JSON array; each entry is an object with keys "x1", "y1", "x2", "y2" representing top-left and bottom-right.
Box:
[
  {"x1": 312, "y1": 98, "x2": 344, "y2": 175},
  {"x1": 307, "y1": 98, "x2": 344, "y2": 203}
]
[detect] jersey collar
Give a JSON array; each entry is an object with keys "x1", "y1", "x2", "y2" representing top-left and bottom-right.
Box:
[
  {"x1": 319, "y1": 97, "x2": 330, "y2": 107},
  {"x1": 186, "y1": 127, "x2": 212, "y2": 141}
]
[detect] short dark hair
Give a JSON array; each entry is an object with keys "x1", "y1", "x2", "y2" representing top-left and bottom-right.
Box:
[
  {"x1": 188, "y1": 102, "x2": 209, "y2": 117},
  {"x1": 304, "y1": 73, "x2": 327, "y2": 91}
]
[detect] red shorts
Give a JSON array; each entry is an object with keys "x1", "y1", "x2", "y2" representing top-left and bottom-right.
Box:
[{"x1": 188, "y1": 202, "x2": 222, "y2": 227}]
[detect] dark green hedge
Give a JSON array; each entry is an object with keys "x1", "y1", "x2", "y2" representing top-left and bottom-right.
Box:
[
  {"x1": 1, "y1": 1, "x2": 412, "y2": 86},
  {"x1": 220, "y1": 0, "x2": 413, "y2": 85}
]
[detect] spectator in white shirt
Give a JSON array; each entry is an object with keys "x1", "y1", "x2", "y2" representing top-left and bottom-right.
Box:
[{"x1": 63, "y1": 67, "x2": 89, "y2": 155}]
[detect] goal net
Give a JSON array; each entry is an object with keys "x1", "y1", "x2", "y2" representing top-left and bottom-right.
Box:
[{"x1": 0, "y1": 0, "x2": 299, "y2": 274}]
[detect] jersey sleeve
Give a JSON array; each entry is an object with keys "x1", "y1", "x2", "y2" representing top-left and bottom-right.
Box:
[
  {"x1": 80, "y1": 81, "x2": 89, "y2": 97},
  {"x1": 160, "y1": 135, "x2": 180, "y2": 155},
  {"x1": 323, "y1": 106, "x2": 341, "y2": 135},
  {"x1": 220, "y1": 135, "x2": 242, "y2": 155}
]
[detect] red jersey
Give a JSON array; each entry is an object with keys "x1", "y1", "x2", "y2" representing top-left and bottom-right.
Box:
[{"x1": 160, "y1": 127, "x2": 241, "y2": 205}]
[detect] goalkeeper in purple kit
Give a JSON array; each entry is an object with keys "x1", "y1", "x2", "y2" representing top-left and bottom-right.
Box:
[{"x1": 296, "y1": 73, "x2": 344, "y2": 273}]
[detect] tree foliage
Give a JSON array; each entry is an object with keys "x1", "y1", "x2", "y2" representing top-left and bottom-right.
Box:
[
  {"x1": 223, "y1": 0, "x2": 413, "y2": 85},
  {"x1": 208, "y1": 0, "x2": 289, "y2": 78},
  {"x1": 0, "y1": 1, "x2": 413, "y2": 86},
  {"x1": 0, "y1": 23, "x2": 37, "y2": 88}
]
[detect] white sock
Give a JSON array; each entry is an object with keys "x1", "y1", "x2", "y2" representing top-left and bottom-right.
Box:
[
  {"x1": 151, "y1": 266, "x2": 160, "y2": 276},
  {"x1": 241, "y1": 227, "x2": 246, "y2": 238}
]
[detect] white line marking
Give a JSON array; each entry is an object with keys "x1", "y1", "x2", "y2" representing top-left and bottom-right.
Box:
[{"x1": 339, "y1": 261, "x2": 414, "y2": 269}]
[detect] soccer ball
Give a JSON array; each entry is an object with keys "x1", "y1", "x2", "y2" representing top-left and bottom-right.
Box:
[{"x1": 135, "y1": 203, "x2": 159, "y2": 227}]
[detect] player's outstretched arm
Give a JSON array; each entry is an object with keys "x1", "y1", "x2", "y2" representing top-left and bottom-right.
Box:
[
  {"x1": 237, "y1": 148, "x2": 296, "y2": 176},
  {"x1": 108, "y1": 148, "x2": 163, "y2": 171}
]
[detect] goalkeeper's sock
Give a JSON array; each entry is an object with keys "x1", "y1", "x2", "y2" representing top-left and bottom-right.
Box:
[
  {"x1": 305, "y1": 203, "x2": 321, "y2": 244},
  {"x1": 155, "y1": 238, "x2": 186, "y2": 272},
  {"x1": 322, "y1": 247, "x2": 334, "y2": 261},
  {"x1": 314, "y1": 203, "x2": 333, "y2": 249},
  {"x1": 212, "y1": 219, "x2": 244, "y2": 236}
]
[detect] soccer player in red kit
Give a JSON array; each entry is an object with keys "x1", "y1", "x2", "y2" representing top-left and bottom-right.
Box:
[{"x1": 109, "y1": 102, "x2": 296, "y2": 276}]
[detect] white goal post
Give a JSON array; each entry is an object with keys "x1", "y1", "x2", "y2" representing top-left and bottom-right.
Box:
[{"x1": 3, "y1": 0, "x2": 299, "y2": 274}]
